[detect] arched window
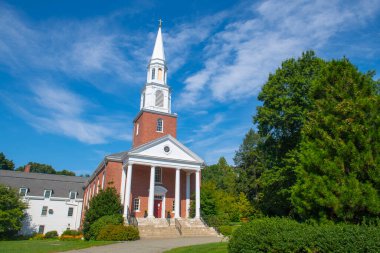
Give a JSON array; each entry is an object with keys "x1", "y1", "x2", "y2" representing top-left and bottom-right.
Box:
[
  {"x1": 158, "y1": 68, "x2": 163, "y2": 81},
  {"x1": 156, "y1": 118, "x2": 163, "y2": 132},
  {"x1": 155, "y1": 90, "x2": 164, "y2": 107},
  {"x1": 151, "y1": 68, "x2": 155, "y2": 80}
]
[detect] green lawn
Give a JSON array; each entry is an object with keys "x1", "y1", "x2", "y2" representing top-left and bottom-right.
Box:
[
  {"x1": 164, "y1": 242, "x2": 228, "y2": 253},
  {"x1": 0, "y1": 240, "x2": 116, "y2": 253}
]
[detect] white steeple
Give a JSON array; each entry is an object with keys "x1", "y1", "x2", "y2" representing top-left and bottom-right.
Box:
[
  {"x1": 151, "y1": 22, "x2": 165, "y2": 61},
  {"x1": 141, "y1": 21, "x2": 172, "y2": 114}
]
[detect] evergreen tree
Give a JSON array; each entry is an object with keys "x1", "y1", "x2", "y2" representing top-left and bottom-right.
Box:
[
  {"x1": 0, "y1": 184, "x2": 27, "y2": 239},
  {"x1": 0, "y1": 152, "x2": 15, "y2": 171},
  {"x1": 233, "y1": 129, "x2": 264, "y2": 203},
  {"x1": 202, "y1": 157, "x2": 236, "y2": 193},
  {"x1": 254, "y1": 51, "x2": 325, "y2": 216},
  {"x1": 83, "y1": 186, "x2": 123, "y2": 240},
  {"x1": 291, "y1": 59, "x2": 380, "y2": 223}
]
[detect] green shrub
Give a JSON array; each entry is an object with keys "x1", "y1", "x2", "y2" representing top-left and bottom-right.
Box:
[
  {"x1": 218, "y1": 226, "x2": 233, "y2": 236},
  {"x1": 228, "y1": 218, "x2": 380, "y2": 253},
  {"x1": 96, "y1": 225, "x2": 139, "y2": 241},
  {"x1": 88, "y1": 214, "x2": 123, "y2": 240},
  {"x1": 61, "y1": 229, "x2": 82, "y2": 236},
  {"x1": 202, "y1": 215, "x2": 229, "y2": 227},
  {"x1": 30, "y1": 233, "x2": 45, "y2": 240},
  {"x1": 44, "y1": 230, "x2": 58, "y2": 239}
]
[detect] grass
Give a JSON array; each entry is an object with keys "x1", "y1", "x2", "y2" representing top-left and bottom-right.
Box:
[
  {"x1": 0, "y1": 239, "x2": 116, "y2": 253},
  {"x1": 164, "y1": 242, "x2": 228, "y2": 253}
]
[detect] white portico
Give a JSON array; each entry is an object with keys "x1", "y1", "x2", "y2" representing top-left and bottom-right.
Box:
[{"x1": 117, "y1": 135, "x2": 203, "y2": 220}]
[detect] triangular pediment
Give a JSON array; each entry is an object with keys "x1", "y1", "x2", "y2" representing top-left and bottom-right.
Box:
[{"x1": 128, "y1": 135, "x2": 204, "y2": 164}]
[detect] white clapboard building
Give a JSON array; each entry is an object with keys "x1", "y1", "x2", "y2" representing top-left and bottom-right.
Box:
[{"x1": 0, "y1": 169, "x2": 85, "y2": 235}]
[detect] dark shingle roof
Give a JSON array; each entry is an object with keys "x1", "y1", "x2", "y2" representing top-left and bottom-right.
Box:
[{"x1": 0, "y1": 170, "x2": 86, "y2": 198}]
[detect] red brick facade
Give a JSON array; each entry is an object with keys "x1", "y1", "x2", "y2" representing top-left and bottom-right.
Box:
[
  {"x1": 82, "y1": 162, "x2": 197, "y2": 221},
  {"x1": 133, "y1": 110, "x2": 177, "y2": 147}
]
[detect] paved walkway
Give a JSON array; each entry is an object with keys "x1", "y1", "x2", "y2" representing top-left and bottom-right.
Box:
[{"x1": 63, "y1": 236, "x2": 224, "y2": 253}]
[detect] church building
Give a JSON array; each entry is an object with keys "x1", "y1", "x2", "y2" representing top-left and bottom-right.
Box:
[{"x1": 82, "y1": 23, "x2": 204, "y2": 223}]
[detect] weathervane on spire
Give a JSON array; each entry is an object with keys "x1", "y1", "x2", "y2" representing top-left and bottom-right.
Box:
[{"x1": 158, "y1": 19, "x2": 163, "y2": 27}]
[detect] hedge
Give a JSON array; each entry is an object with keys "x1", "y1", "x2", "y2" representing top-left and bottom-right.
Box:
[
  {"x1": 60, "y1": 229, "x2": 83, "y2": 240},
  {"x1": 97, "y1": 225, "x2": 139, "y2": 241},
  {"x1": 61, "y1": 229, "x2": 82, "y2": 236},
  {"x1": 44, "y1": 230, "x2": 58, "y2": 239},
  {"x1": 87, "y1": 214, "x2": 123, "y2": 240},
  {"x1": 228, "y1": 218, "x2": 380, "y2": 253}
]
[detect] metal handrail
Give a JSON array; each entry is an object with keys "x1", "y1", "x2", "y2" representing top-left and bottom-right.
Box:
[
  {"x1": 175, "y1": 218, "x2": 182, "y2": 235},
  {"x1": 199, "y1": 216, "x2": 208, "y2": 227},
  {"x1": 126, "y1": 208, "x2": 138, "y2": 227}
]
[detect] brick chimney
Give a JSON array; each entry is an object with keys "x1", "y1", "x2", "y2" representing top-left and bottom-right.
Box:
[{"x1": 24, "y1": 164, "x2": 31, "y2": 173}]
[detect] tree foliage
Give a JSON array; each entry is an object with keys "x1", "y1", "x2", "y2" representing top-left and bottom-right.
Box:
[
  {"x1": 234, "y1": 51, "x2": 379, "y2": 223},
  {"x1": 83, "y1": 186, "x2": 123, "y2": 240},
  {"x1": 0, "y1": 152, "x2": 15, "y2": 171},
  {"x1": 202, "y1": 157, "x2": 236, "y2": 193},
  {"x1": 291, "y1": 59, "x2": 380, "y2": 222},
  {"x1": 234, "y1": 129, "x2": 264, "y2": 204},
  {"x1": 252, "y1": 51, "x2": 325, "y2": 216},
  {"x1": 15, "y1": 162, "x2": 76, "y2": 176},
  {"x1": 0, "y1": 184, "x2": 27, "y2": 239}
]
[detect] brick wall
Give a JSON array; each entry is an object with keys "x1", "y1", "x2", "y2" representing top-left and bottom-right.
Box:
[{"x1": 133, "y1": 111, "x2": 177, "y2": 147}]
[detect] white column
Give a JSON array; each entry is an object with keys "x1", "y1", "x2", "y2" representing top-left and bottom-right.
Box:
[
  {"x1": 120, "y1": 166, "x2": 126, "y2": 204},
  {"x1": 123, "y1": 163, "x2": 133, "y2": 217},
  {"x1": 148, "y1": 166, "x2": 155, "y2": 218},
  {"x1": 186, "y1": 172, "x2": 191, "y2": 218},
  {"x1": 195, "y1": 170, "x2": 200, "y2": 219},
  {"x1": 175, "y1": 168, "x2": 181, "y2": 218},
  {"x1": 161, "y1": 194, "x2": 166, "y2": 218}
]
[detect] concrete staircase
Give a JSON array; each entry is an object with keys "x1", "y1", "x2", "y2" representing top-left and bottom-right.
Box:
[
  {"x1": 178, "y1": 219, "x2": 219, "y2": 237},
  {"x1": 136, "y1": 218, "x2": 219, "y2": 238}
]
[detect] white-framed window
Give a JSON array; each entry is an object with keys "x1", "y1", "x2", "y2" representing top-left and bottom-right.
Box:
[
  {"x1": 44, "y1": 190, "x2": 52, "y2": 199},
  {"x1": 155, "y1": 167, "x2": 162, "y2": 183},
  {"x1": 133, "y1": 198, "x2": 140, "y2": 211},
  {"x1": 151, "y1": 68, "x2": 155, "y2": 80},
  {"x1": 68, "y1": 207, "x2": 74, "y2": 217},
  {"x1": 41, "y1": 206, "x2": 48, "y2": 216},
  {"x1": 38, "y1": 225, "x2": 45, "y2": 234},
  {"x1": 155, "y1": 90, "x2": 164, "y2": 107},
  {"x1": 19, "y1": 187, "x2": 28, "y2": 197},
  {"x1": 156, "y1": 118, "x2": 163, "y2": 132},
  {"x1": 69, "y1": 191, "x2": 76, "y2": 200},
  {"x1": 136, "y1": 123, "x2": 139, "y2": 136},
  {"x1": 101, "y1": 171, "x2": 106, "y2": 189},
  {"x1": 172, "y1": 200, "x2": 175, "y2": 211}
]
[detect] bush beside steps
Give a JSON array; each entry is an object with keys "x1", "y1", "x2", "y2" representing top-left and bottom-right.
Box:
[{"x1": 97, "y1": 224, "x2": 139, "y2": 241}]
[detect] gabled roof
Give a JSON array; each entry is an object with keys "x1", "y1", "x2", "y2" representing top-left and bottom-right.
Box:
[
  {"x1": 128, "y1": 134, "x2": 204, "y2": 165},
  {"x1": 0, "y1": 170, "x2": 86, "y2": 198},
  {"x1": 87, "y1": 135, "x2": 204, "y2": 182}
]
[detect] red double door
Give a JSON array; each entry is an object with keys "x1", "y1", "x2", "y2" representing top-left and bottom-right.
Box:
[{"x1": 154, "y1": 199, "x2": 162, "y2": 218}]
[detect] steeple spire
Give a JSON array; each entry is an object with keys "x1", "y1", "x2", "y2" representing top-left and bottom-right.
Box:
[
  {"x1": 140, "y1": 22, "x2": 171, "y2": 114},
  {"x1": 151, "y1": 21, "x2": 165, "y2": 61}
]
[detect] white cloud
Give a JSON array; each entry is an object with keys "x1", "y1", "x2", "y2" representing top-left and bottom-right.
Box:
[
  {"x1": 195, "y1": 114, "x2": 224, "y2": 134},
  {"x1": 0, "y1": 4, "x2": 142, "y2": 92},
  {"x1": 177, "y1": 0, "x2": 380, "y2": 108},
  {"x1": 3, "y1": 81, "x2": 131, "y2": 144}
]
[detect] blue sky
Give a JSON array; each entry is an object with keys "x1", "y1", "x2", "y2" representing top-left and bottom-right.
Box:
[{"x1": 0, "y1": 0, "x2": 379, "y2": 175}]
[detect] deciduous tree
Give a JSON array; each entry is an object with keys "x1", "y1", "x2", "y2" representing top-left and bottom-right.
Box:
[
  {"x1": 0, "y1": 152, "x2": 15, "y2": 171},
  {"x1": 0, "y1": 184, "x2": 27, "y2": 239}
]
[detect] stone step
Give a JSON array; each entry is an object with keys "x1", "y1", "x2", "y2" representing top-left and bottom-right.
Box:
[{"x1": 135, "y1": 218, "x2": 220, "y2": 238}]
